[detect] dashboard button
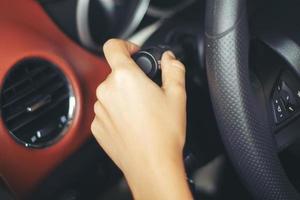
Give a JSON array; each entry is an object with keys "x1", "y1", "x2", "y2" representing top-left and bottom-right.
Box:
[
  {"x1": 291, "y1": 89, "x2": 300, "y2": 105},
  {"x1": 286, "y1": 105, "x2": 295, "y2": 113},
  {"x1": 272, "y1": 94, "x2": 287, "y2": 124},
  {"x1": 281, "y1": 82, "x2": 297, "y2": 105}
]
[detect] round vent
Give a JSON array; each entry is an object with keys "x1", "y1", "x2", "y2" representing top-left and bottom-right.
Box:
[{"x1": 1, "y1": 58, "x2": 75, "y2": 148}]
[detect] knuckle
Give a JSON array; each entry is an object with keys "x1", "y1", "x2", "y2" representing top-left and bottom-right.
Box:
[
  {"x1": 169, "y1": 83, "x2": 186, "y2": 98},
  {"x1": 90, "y1": 119, "x2": 97, "y2": 134},
  {"x1": 110, "y1": 55, "x2": 135, "y2": 68},
  {"x1": 109, "y1": 54, "x2": 126, "y2": 66},
  {"x1": 96, "y1": 82, "x2": 108, "y2": 101},
  {"x1": 171, "y1": 60, "x2": 186, "y2": 72},
  {"x1": 93, "y1": 102, "x2": 100, "y2": 115},
  {"x1": 103, "y1": 38, "x2": 121, "y2": 52},
  {"x1": 111, "y1": 68, "x2": 134, "y2": 84}
]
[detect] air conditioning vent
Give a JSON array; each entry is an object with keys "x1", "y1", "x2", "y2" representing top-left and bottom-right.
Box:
[{"x1": 1, "y1": 58, "x2": 75, "y2": 148}]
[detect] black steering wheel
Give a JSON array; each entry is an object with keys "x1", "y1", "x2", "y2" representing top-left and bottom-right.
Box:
[{"x1": 205, "y1": 0, "x2": 300, "y2": 199}]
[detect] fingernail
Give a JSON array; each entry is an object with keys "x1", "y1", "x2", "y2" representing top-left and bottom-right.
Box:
[{"x1": 165, "y1": 51, "x2": 176, "y2": 59}]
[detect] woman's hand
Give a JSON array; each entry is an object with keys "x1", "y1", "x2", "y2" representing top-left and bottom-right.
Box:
[{"x1": 91, "y1": 39, "x2": 192, "y2": 200}]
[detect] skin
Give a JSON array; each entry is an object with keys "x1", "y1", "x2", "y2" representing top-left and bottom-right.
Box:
[{"x1": 91, "y1": 39, "x2": 193, "y2": 200}]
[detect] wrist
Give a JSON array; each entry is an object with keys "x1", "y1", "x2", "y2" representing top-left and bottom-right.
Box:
[{"x1": 123, "y1": 154, "x2": 192, "y2": 200}]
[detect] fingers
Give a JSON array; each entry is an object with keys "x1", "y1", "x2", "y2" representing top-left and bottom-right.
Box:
[
  {"x1": 103, "y1": 39, "x2": 140, "y2": 70},
  {"x1": 161, "y1": 51, "x2": 186, "y2": 97},
  {"x1": 91, "y1": 116, "x2": 104, "y2": 140},
  {"x1": 91, "y1": 102, "x2": 112, "y2": 148},
  {"x1": 91, "y1": 116, "x2": 112, "y2": 154},
  {"x1": 94, "y1": 101, "x2": 109, "y2": 121}
]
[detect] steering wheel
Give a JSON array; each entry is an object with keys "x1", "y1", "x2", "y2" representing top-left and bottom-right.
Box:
[{"x1": 205, "y1": 0, "x2": 300, "y2": 199}]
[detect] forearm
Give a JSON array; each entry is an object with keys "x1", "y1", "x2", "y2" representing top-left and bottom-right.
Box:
[{"x1": 124, "y1": 155, "x2": 193, "y2": 200}]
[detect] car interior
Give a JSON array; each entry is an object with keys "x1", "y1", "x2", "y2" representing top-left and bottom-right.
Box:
[{"x1": 0, "y1": 0, "x2": 300, "y2": 199}]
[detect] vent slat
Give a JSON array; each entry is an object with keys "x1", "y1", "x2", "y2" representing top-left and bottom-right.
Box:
[
  {"x1": 10, "y1": 94, "x2": 69, "y2": 132},
  {"x1": 2, "y1": 73, "x2": 60, "y2": 108},
  {"x1": 1, "y1": 59, "x2": 74, "y2": 147},
  {"x1": 3, "y1": 66, "x2": 48, "y2": 93},
  {"x1": 5, "y1": 107, "x2": 26, "y2": 122},
  {"x1": 5, "y1": 83, "x2": 66, "y2": 122}
]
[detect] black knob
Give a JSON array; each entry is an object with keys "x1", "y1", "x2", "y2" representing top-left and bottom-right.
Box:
[{"x1": 132, "y1": 46, "x2": 173, "y2": 83}]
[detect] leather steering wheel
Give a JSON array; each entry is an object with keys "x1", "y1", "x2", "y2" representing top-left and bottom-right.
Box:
[{"x1": 204, "y1": 0, "x2": 300, "y2": 199}]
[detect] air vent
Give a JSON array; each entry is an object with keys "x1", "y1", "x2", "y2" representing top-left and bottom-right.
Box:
[{"x1": 1, "y1": 58, "x2": 75, "y2": 148}]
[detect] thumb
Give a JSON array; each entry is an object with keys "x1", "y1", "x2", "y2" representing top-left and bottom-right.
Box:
[{"x1": 161, "y1": 51, "x2": 186, "y2": 96}]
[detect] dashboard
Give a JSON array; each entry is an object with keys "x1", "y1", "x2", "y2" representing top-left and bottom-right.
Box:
[{"x1": 0, "y1": 0, "x2": 110, "y2": 198}]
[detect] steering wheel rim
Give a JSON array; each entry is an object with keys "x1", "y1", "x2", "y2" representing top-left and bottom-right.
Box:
[{"x1": 204, "y1": 0, "x2": 300, "y2": 199}]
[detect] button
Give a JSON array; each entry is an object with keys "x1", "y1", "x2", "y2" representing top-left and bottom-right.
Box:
[
  {"x1": 281, "y1": 90, "x2": 291, "y2": 103},
  {"x1": 280, "y1": 90, "x2": 297, "y2": 114},
  {"x1": 282, "y1": 78, "x2": 300, "y2": 105},
  {"x1": 286, "y1": 104, "x2": 295, "y2": 113},
  {"x1": 274, "y1": 104, "x2": 286, "y2": 123},
  {"x1": 297, "y1": 90, "x2": 300, "y2": 98},
  {"x1": 272, "y1": 78, "x2": 300, "y2": 124},
  {"x1": 280, "y1": 70, "x2": 300, "y2": 105},
  {"x1": 272, "y1": 93, "x2": 287, "y2": 124},
  {"x1": 273, "y1": 93, "x2": 281, "y2": 105},
  {"x1": 293, "y1": 89, "x2": 300, "y2": 104},
  {"x1": 281, "y1": 82, "x2": 297, "y2": 105},
  {"x1": 276, "y1": 81, "x2": 282, "y2": 92},
  {"x1": 134, "y1": 54, "x2": 155, "y2": 75}
]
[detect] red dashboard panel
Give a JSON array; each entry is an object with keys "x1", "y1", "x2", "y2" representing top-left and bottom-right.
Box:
[{"x1": 0, "y1": 0, "x2": 110, "y2": 198}]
